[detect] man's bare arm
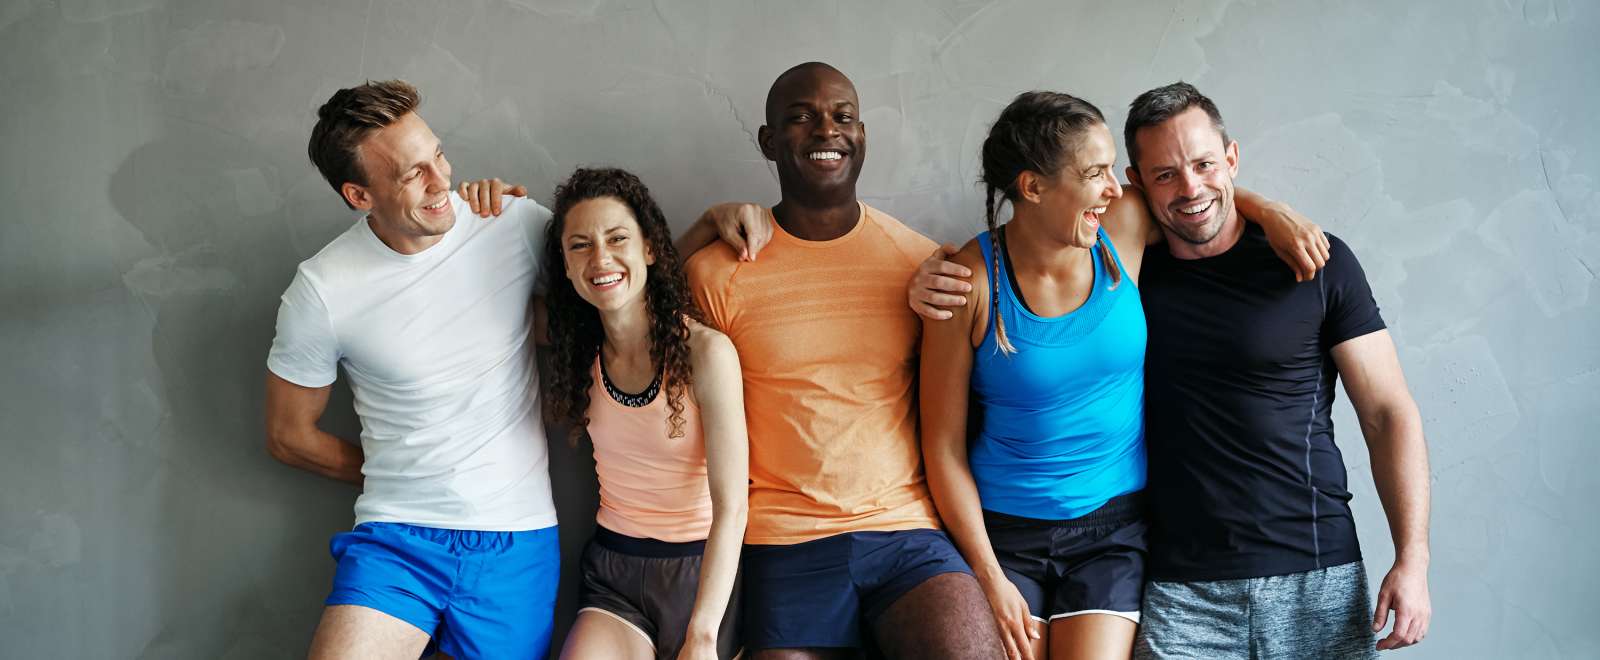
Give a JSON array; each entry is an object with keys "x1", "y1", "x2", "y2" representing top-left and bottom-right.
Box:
[
  {"x1": 1331, "y1": 330, "x2": 1431, "y2": 650},
  {"x1": 264, "y1": 372, "x2": 363, "y2": 485}
]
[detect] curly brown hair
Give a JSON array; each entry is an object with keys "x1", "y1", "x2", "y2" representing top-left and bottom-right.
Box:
[{"x1": 542, "y1": 167, "x2": 705, "y2": 443}]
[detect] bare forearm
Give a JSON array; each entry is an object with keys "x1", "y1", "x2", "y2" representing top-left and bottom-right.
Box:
[
  {"x1": 674, "y1": 212, "x2": 718, "y2": 258},
  {"x1": 1365, "y1": 405, "x2": 1431, "y2": 563},
  {"x1": 1235, "y1": 186, "x2": 1284, "y2": 223},
  {"x1": 684, "y1": 499, "x2": 746, "y2": 640},
  {"x1": 269, "y1": 428, "x2": 364, "y2": 485},
  {"x1": 925, "y1": 453, "x2": 1006, "y2": 584}
]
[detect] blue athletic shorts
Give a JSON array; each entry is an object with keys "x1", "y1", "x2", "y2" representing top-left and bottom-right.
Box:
[
  {"x1": 325, "y1": 522, "x2": 560, "y2": 659},
  {"x1": 740, "y1": 529, "x2": 973, "y2": 651}
]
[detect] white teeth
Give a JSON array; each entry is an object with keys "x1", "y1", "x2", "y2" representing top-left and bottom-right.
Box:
[
  {"x1": 808, "y1": 151, "x2": 843, "y2": 161},
  {"x1": 423, "y1": 199, "x2": 447, "y2": 210},
  {"x1": 1088, "y1": 207, "x2": 1107, "y2": 215},
  {"x1": 591, "y1": 274, "x2": 622, "y2": 286},
  {"x1": 1180, "y1": 200, "x2": 1214, "y2": 215}
]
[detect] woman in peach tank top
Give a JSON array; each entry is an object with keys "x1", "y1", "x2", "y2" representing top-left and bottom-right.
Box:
[{"x1": 541, "y1": 168, "x2": 749, "y2": 660}]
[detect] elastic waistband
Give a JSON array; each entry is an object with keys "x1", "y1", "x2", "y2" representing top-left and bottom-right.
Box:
[
  {"x1": 984, "y1": 491, "x2": 1144, "y2": 528},
  {"x1": 593, "y1": 525, "x2": 707, "y2": 558}
]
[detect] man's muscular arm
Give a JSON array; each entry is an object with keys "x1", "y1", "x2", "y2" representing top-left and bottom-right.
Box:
[
  {"x1": 1331, "y1": 330, "x2": 1431, "y2": 650},
  {"x1": 264, "y1": 372, "x2": 363, "y2": 485}
]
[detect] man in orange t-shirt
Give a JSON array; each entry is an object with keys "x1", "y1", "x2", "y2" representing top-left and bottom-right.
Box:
[{"x1": 685, "y1": 62, "x2": 1002, "y2": 659}]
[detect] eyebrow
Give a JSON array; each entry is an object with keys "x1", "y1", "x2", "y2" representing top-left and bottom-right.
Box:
[{"x1": 397, "y1": 144, "x2": 443, "y2": 177}]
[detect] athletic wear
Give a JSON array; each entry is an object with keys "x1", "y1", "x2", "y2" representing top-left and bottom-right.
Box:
[
  {"x1": 969, "y1": 228, "x2": 1147, "y2": 520},
  {"x1": 740, "y1": 529, "x2": 972, "y2": 651},
  {"x1": 325, "y1": 522, "x2": 560, "y2": 659},
  {"x1": 577, "y1": 527, "x2": 740, "y2": 660},
  {"x1": 1140, "y1": 226, "x2": 1385, "y2": 581},
  {"x1": 267, "y1": 192, "x2": 557, "y2": 531},
  {"x1": 1134, "y1": 561, "x2": 1378, "y2": 660},
  {"x1": 685, "y1": 203, "x2": 941, "y2": 545},
  {"x1": 984, "y1": 493, "x2": 1147, "y2": 622},
  {"x1": 587, "y1": 358, "x2": 713, "y2": 542}
]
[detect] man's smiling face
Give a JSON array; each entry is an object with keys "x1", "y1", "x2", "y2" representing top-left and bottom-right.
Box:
[{"x1": 759, "y1": 63, "x2": 866, "y2": 204}]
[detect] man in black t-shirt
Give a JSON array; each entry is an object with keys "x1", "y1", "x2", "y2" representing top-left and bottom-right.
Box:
[{"x1": 1124, "y1": 83, "x2": 1432, "y2": 659}]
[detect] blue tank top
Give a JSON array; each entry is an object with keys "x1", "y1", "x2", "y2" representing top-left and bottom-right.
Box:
[{"x1": 968, "y1": 227, "x2": 1147, "y2": 520}]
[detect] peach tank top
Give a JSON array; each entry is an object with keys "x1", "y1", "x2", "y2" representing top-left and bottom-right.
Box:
[{"x1": 587, "y1": 357, "x2": 713, "y2": 542}]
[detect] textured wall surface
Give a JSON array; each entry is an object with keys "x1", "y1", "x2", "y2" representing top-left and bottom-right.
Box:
[{"x1": 1, "y1": 0, "x2": 1596, "y2": 657}]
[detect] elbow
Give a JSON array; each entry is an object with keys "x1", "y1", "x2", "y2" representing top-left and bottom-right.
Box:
[{"x1": 264, "y1": 423, "x2": 302, "y2": 466}]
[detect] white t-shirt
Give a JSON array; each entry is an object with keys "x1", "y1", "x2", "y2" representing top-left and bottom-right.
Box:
[{"x1": 267, "y1": 192, "x2": 558, "y2": 531}]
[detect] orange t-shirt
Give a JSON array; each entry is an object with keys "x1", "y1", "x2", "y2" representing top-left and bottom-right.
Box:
[{"x1": 685, "y1": 202, "x2": 941, "y2": 545}]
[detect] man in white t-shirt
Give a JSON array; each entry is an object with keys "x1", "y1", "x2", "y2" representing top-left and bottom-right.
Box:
[{"x1": 266, "y1": 80, "x2": 768, "y2": 659}]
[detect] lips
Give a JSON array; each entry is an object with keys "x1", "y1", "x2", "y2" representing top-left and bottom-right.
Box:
[
  {"x1": 588, "y1": 272, "x2": 623, "y2": 290},
  {"x1": 421, "y1": 197, "x2": 451, "y2": 216},
  {"x1": 1083, "y1": 205, "x2": 1107, "y2": 229},
  {"x1": 802, "y1": 148, "x2": 850, "y2": 170},
  {"x1": 1176, "y1": 198, "x2": 1214, "y2": 217}
]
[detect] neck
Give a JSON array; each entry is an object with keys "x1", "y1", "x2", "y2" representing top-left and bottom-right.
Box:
[
  {"x1": 772, "y1": 194, "x2": 860, "y2": 241},
  {"x1": 1005, "y1": 206, "x2": 1093, "y2": 276},
  {"x1": 1165, "y1": 208, "x2": 1245, "y2": 260},
  {"x1": 366, "y1": 215, "x2": 442, "y2": 255},
  {"x1": 598, "y1": 296, "x2": 653, "y2": 365}
]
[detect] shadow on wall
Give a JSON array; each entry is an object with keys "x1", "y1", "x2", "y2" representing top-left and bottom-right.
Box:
[
  {"x1": 109, "y1": 127, "x2": 361, "y2": 657},
  {"x1": 107, "y1": 125, "x2": 603, "y2": 656}
]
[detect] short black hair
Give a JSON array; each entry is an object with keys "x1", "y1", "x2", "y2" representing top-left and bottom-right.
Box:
[{"x1": 1124, "y1": 81, "x2": 1229, "y2": 171}]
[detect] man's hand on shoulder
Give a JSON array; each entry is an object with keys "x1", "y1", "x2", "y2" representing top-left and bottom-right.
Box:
[
  {"x1": 458, "y1": 178, "x2": 528, "y2": 217},
  {"x1": 703, "y1": 202, "x2": 771, "y2": 262},
  {"x1": 908, "y1": 244, "x2": 973, "y2": 321}
]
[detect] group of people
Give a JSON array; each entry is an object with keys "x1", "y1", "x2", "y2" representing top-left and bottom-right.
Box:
[{"x1": 263, "y1": 61, "x2": 1432, "y2": 660}]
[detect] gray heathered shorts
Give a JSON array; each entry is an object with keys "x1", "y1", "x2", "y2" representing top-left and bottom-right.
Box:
[{"x1": 1134, "y1": 560, "x2": 1378, "y2": 660}]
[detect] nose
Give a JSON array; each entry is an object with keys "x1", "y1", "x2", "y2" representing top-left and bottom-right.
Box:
[
  {"x1": 425, "y1": 162, "x2": 450, "y2": 192},
  {"x1": 589, "y1": 242, "x2": 615, "y2": 269},
  {"x1": 814, "y1": 114, "x2": 841, "y2": 138},
  {"x1": 1106, "y1": 174, "x2": 1123, "y2": 200},
  {"x1": 1177, "y1": 170, "x2": 1204, "y2": 200}
]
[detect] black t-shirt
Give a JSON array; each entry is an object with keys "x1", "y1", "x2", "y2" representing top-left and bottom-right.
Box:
[{"x1": 1140, "y1": 223, "x2": 1386, "y2": 582}]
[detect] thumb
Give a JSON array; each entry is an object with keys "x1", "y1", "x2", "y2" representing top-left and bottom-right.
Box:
[
  {"x1": 508, "y1": 185, "x2": 528, "y2": 197},
  {"x1": 1372, "y1": 586, "x2": 1393, "y2": 631}
]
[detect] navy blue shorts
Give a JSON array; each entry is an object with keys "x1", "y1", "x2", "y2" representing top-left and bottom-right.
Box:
[
  {"x1": 325, "y1": 522, "x2": 560, "y2": 659},
  {"x1": 985, "y1": 491, "x2": 1147, "y2": 624},
  {"x1": 741, "y1": 529, "x2": 973, "y2": 651}
]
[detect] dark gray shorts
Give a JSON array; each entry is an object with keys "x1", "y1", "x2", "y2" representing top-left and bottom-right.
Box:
[
  {"x1": 577, "y1": 527, "x2": 741, "y2": 660},
  {"x1": 1134, "y1": 561, "x2": 1377, "y2": 660}
]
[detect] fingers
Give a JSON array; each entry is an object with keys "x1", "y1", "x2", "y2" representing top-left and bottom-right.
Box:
[
  {"x1": 939, "y1": 242, "x2": 961, "y2": 257},
  {"x1": 1012, "y1": 616, "x2": 1038, "y2": 660},
  {"x1": 508, "y1": 184, "x2": 528, "y2": 198},
  {"x1": 487, "y1": 178, "x2": 505, "y2": 216},
  {"x1": 457, "y1": 182, "x2": 479, "y2": 215},
  {"x1": 478, "y1": 178, "x2": 497, "y2": 217},
  {"x1": 728, "y1": 235, "x2": 750, "y2": 262},
  {"x1": 931, "y1": 261, "x2": 974, "y2": 280},
  {"x1": 1372, "y1": 587, "x2": 1392, "y2": 632},
  {"x1": 913, "y1": 302, "x2": 955, "y2": 321},
  {"x1": 922, "y1": 292, "x2": 969, "y2": 308},
  {"x1": 1296, "y1": 245, "x2": 1317, "y2": 282},
  {"x1": 996, "y1": 615, "x2": 1020, "y2": 660},
  {"x1": 926, "y1": 273, "x2": 973, "y2": 294},
  {"x1": 742, "y1": 205, "x2": 770, "y2": 260}
]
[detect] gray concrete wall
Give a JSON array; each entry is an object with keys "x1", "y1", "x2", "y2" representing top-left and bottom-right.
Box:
[{"x1": 1, "y1": 0, "x2": 1595, "y2": 657}]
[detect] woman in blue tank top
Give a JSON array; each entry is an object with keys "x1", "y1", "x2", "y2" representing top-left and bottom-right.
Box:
[{"x1": 918, "y1": 91, "x2": 1324, "y2": 660}]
